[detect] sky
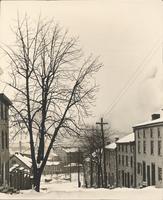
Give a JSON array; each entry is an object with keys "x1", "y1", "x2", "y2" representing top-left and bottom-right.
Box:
[{"x1": 0, "y1": 0, "x2": 163, "y2": 133}]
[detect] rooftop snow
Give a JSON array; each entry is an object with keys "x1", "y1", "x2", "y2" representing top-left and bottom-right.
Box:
[
  {"x1": 46, "y1": 161, "x2": 60, "y2": 166},
  {"x1": 116, "y1": 133, "x2": 135, "y2": 144},
  {"x1": 105, "y1": 142, "x2": 116, "y2": 149},
  {"x1": 64, "y1": 163, "x2": 82, "y2": 167},
  {"x1": 14, "y1": 153, "x2": 32, "y2": 168},
  {"x1": 133, "y1": 117, "x2": 163, "y2": 128},
  {"x1": 63, "y1": 148, "x2": 78, "y2": 153},
  {"x1": 9, "y1": 164, "x2": 19, "y2": 172}
]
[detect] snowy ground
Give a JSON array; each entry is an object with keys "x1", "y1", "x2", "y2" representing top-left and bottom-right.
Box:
[{"x1": 0, "y1": 174, "x2": 163, "y2": 199}]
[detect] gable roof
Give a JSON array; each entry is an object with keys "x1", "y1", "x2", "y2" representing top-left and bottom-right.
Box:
[
  {"x1": 0, "y1": 93, "x2": 12, "y2": 106},
  {"x1": 133, "y1": 117, "x2": 163, "y2": 128},
  {"x1": 116, "y1": 133, "x2": 135, "y2": 144},
  {"x1": 11, "y1": 153, "x2": 32, "y2": 169}
]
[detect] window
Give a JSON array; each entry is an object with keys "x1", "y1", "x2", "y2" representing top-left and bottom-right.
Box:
[
  {"x1": 151, "y1": 141, "x2": 154, "y2": 155},
  {"x1": 5, "y1": 132, "x2": 8, "y2": 149},
  {"x1": 119, "y1": 155, "x2": 121, "y2": 165},
  {"x1": 143, "y1": 129, "x2": 146, "y2": 138},
  {"x1": 5, "y1": 106, "x2": 8, "y2": 120},
  {"x1": 137, "y1": 163, "x2": 141, "y2": 174},
  {"x1": 122, "y1": 145, "x2": 124, "y2": 152},
  {"x1": 150, "y1": 128, "x2": 153, "y2": 138},
  {"x1": 122, "y1": 155, "x2": 124, "y2": 166},
  {"x1": 138, "y1": 130, "x2": 140, "y2": 138},
  {"x1": 130, "y1": 145, "x2": 133, "y2": 153},
  {"x1": 138, "y1": 141, "x2": 141, "y2": 154},
  {"x1": 119, "y1": 145, "x2": 121, "y2": 152},
  {"x1": 2, "y1": 131, "x2": 4, "y2": 150},
  {"x1": 126, "y1": 145, "x2": 128, "y2": 153},
  {"x1": 158, "y1": 141, "x2": 161, "y2": 156},
  {"x1": 131, "y1": 156, "x2": 133, "y2": 168},
  {"x1": 126, "y1": 156, "x2": 128, "y2": 166},
  {"x1": 158, "y1": 127, "x2": 161, "y2": 138},
  {"x1": 143, "y1": 141, "x2": 146, "y2": 154},
  {"x1": 1, "y1": 103, "x2": 3, "y2": 120},
  {"x1": 158, "y1": 167, "x2": 162, "y2": 181}
]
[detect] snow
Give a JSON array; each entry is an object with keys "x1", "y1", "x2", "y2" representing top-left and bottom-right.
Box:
[
  {"x1": 46, "y1": 161, "x2": 60, "y2": 166},
  {"x1": 116, "y1": 133, "x2": 135, "y2": 143},
  {"x1": 63, "y1": 147, "x2": 78, "y2": 153},
  {"x1": 64, "y1": 163, "x2": 82, "y2": 167},
  {"x1": 9, "y1": 164, "x2": 19, "y2": 172},
  {"x1": 105, "y1": 142, "x2": 116, "y2": 149},
  {"x1": 133, "y1": 117, "x2": 163, "y2": 128},
  {"x1": 0, "y1": 174, "x2": 163, "y2": 200}
]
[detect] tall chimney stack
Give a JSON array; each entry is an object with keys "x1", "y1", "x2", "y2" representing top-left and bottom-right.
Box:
[{"x1": 151, "y1": 114, "x2": 160, "y2": 120}]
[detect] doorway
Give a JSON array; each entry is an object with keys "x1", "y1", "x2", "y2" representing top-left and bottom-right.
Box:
[
  {"x1": 151, "y1": 163, "x2": 155, "y2": 185},
  {"x1": 147, "y1": 165, "x2": 150, "y2": 186}
]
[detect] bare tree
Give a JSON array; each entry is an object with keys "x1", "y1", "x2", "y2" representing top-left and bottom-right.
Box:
[
  {"x1": 78, "y1": 124, "x2": 115, "y2": 188},
  {"x1": 2, "y1": 16, "x2": 102, "y2": 192}
]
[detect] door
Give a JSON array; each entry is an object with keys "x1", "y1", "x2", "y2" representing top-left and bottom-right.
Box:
[
  {"x1": 143, "y1": 161, "x2": 146, "y2": 181},
  {"x1": 147, "y1": 165, "x2": 150, "y2": 186},
  {"x1": 122, "y1": 170, "x2": 124, "y2": 186},
  {"x1": 127, "y1": 172, "x2": 130, "y2": 188},
  {"x1": 151, "y1": 163, "x2": 156, "y2": 185}
]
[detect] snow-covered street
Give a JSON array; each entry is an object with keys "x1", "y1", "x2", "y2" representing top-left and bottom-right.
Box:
[{"x1": 0, "y1": 174, "x2": 162, "y2": 200}]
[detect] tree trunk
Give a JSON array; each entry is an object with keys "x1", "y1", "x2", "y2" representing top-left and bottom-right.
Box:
[
  {"x1": 90, "y1": 155, "x2": 93, "y2": 187},
  {"x1": 97, "y1": 164, "x2": 100, "y2": 188},
  {"x1": 82, "y1": 162, "x2": 88, "y2": 188},
  {"x1": 33, "y1": 170, "x2": 42, "y2": 192}
]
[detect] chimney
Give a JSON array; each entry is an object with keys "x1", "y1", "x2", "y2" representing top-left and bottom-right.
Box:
[
  {"x1": 115, "y1": 137, "x2": 119, "y2": 142},
  {"x1": 151, "y1": 114, "x2": 160, "y2": 120}
]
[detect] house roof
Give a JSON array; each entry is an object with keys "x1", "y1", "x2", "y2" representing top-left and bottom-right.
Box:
[
  {"x1": 133, "y1": 117, "x2": 163, "y2": 128},
  {"x1": 116, "y1": 133, "x2": 135, "y2": 144},
  {"x1": 0, "y1": 93, "x2": 12, "y2": 106},
  {"x1": 105, "y1": 142, "x2": 116, "y2": 149},
  {"x1": 12, "y1": 153, "x2": 32, "y2": 169}
]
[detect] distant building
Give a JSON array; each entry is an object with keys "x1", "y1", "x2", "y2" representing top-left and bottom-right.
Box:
[
  {"x1": 105, "y1": 142, "x2": 117, "y2": 187},
  {"x1": 0, "y1": 94, "x2": 12, "y2": 187},
  {"x1": 133, "y1": 114, "x2": 163, "y2": 188},
  {"x1": 54, "y1": 147, "x2": 80, "y2": 164},
  {"x1": 116, "y1": 133, "x2": 135, "y2": 188}
]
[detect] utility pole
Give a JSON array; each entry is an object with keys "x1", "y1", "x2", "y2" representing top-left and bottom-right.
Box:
[
  {"x1": 69, "y1": 151, "x2": 72, "y2": 182},
  {"x1": 77, "y1": 147, "x2": 81, "y2": 187},
  {"x1": 96, "y1": 117, "x2": 108, "y2": 188}
]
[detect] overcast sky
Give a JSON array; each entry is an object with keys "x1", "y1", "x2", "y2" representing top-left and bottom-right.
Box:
[{"x1": 0, "y1": 0, "x2": 163, "y2": 133}]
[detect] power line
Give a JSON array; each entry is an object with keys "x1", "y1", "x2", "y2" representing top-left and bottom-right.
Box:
[{"x1": 103, "y1": 39, "x2": 161, "y2": 118}]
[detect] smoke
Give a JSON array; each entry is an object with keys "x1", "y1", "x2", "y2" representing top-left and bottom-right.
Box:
[
  {"x1": 138, "y1": 65, "x2": 163, "y2": 114},
  {"x1": 0, "y1": 67, "x2": 3, "y2": 76}
]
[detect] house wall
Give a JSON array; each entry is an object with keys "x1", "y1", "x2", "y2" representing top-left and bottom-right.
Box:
[
  {"x1": 0, "y1": 102, "x2": 10, "y2": 186},
  {"x1": 106, "y1": 148, "x2": 117, "y2": 187},
  {"x1": 9, "y1": 156, "x2": 31, "y2": 173},
  {"x1": 134, "y1": 126, "x2": 163, "y2": 188},
  {"x1": 117, "y1": 142, "x2": 135, "y2": 188}
]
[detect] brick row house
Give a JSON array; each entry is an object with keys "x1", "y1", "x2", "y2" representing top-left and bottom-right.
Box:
[
  {"x1": 133, "y1": 114, "x2": 163, "y2": 188},
  {"x1": 105, "y1": 142, "x2": 117, "y2": 188},
  {"x1": 85, "y1": 114, "x2": 163, "y2": 189},
  {"x1": 0, "y1": 94, "x2": 12, "y2": 187},
  {"x1": 84, "y1": 132, "x2": 135, "y2": 188},
  {"x1": 116, "y1": 133, "x2": 135, "y2": 188}
]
